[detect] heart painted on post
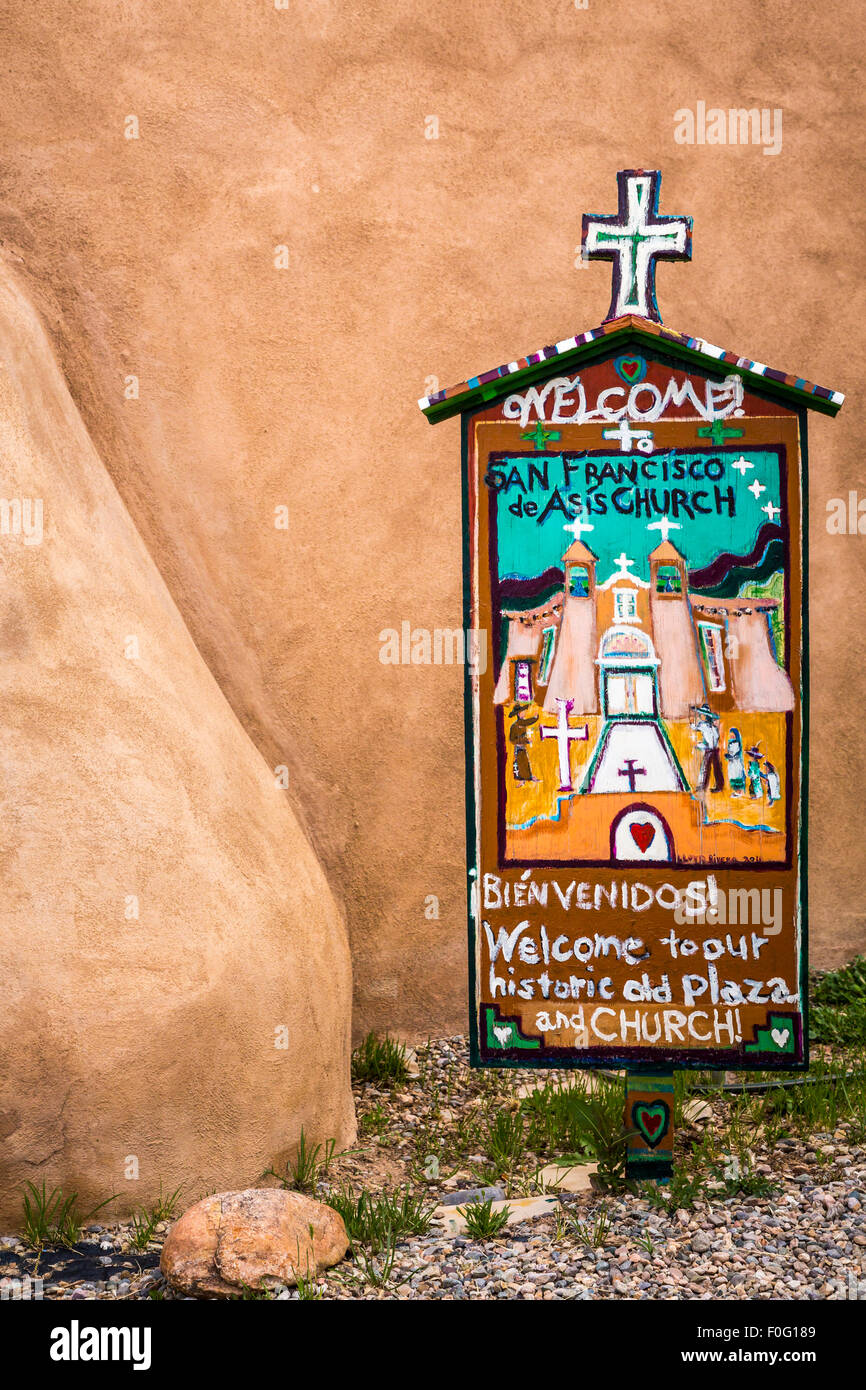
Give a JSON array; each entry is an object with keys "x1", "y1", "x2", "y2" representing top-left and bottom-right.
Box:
[
  {"x1": 629, "y1": 821, "x2": 656, "y2": 853},
  {"x1": 631, "y1": 1101, "x2": 670, "y2": 1149},
  {"x1": 614, "y1": 353, "x2": 646, "y2": 385},
  {"x1": 771, "y1": 1027, "x2": 790, "y2": 1049}
]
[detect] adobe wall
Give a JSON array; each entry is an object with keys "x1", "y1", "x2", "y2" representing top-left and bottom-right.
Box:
[{"x1": 0, "y1": 1, "x2": 861, "y2": 1058}]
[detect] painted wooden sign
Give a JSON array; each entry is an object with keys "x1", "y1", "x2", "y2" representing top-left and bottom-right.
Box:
[{"x1": 421, "y1": 170, "x2": 843, "y2": 1077}]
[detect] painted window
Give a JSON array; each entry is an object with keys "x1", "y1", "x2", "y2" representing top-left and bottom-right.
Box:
[
  {"x1": 698, "y1": 622, "x2": 726, "y2": 692},
  {"x1": 613, "y1": 587, "x2": 638, "y2": 621},
  {"x1": 656, "y1": 565, "x2": 682, "y2": 595},
  {"x1": 568, "y1": 565, "x2": 590, "y2": 598},
  {"x1": 513, "y1": 660, "x2": 533, "y2": 704},
  {"x1": 600, "y1": 626, "x2": 654, "y2": 660},
  {"x1": 538, "y1": 626, "x2": 556, "y2": 685}
]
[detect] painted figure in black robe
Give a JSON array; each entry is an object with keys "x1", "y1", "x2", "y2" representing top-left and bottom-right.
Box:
[{"x1": 509, "y1": 704, "x2": 538, "y2": 782}]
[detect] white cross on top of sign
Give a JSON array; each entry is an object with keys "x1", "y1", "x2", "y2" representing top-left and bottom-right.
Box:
[{"x1": 582, "y1": 169, "x2": 692, "y2": 323}]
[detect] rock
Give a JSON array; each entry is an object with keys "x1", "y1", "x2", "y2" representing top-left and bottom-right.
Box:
[
  {"x1": 516, "y1": 1073, "x2": 599, "y2": 1100},
  {"x1": 435, "y1": 1196, "x2": 558, "y2": 1236},
  {"x1": 441, "y1": 1186, "x2": 506, "y2": 1208},
  {"x1": 160, "y1": 1190, "x2": 349, "y2": 1298},
  {"x1": 691, "y1": 1231, "x2": 713, "y2": 1253},
  {"x1": 537, "y1": 1163, "x2": 597, "y2": 1194},
  {"x1": 682, "y1": 1098, "x2": 714, "y2": 1125},
  {"x1": 0, "y1": 265, "x2": 354, "y2": 1224}
]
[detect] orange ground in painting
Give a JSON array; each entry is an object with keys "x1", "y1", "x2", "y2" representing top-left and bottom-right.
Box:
[{"x1": 505, "y1": 711, "x2": 787, "y2": 864}]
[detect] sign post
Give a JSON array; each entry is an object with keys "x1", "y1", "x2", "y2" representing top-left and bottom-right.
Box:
[{"x1": 420, "y1": 169, "x2": 843, "y2": 1180}]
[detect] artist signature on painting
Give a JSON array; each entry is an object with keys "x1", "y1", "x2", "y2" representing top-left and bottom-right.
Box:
[{"x1": 678, "y1": 854, "x2": 762, "y2": 864}]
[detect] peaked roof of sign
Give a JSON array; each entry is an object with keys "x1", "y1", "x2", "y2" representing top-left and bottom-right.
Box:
[{"x1": 418, "y1": 313, "x2": 844, "y2": 423}]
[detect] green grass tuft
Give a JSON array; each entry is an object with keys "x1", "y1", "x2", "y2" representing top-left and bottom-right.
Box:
[
  {"x1": 810, "y1": 957, "x2": 866, "y2": 1046},
  {"x1": 458, "y1": 1196, "x2": 510, "y2": 1240},
  {"x1": 21, "y1": 1181, "x2": 117, "y2": 1250},
  {"x1": 324, "y1": 1185, "x2": 434, "y2": 1250},
  {"x1": 264, "y1": 1128, "x2": 336, "y2": 1193},
  {"x1": 351, "y1": 1032, "x2": 410, "y2": 1085}
]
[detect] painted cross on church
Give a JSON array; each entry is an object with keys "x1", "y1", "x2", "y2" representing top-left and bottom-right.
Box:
[
  {"x1": 646, "y1": 514, "x2": 681, "y2": 544},
  {"x1": 582, "y1": 169, "x2": 692, "y2": 322},
  {"x1": 562, "y1": 512, "x2": 594, "y2": 542},
  {"x1": 618, "y1": 758, "x2": 647, "y2": 792},
  {"x1": 541, "y1": 698, "x2": 589, "y2": 791}
]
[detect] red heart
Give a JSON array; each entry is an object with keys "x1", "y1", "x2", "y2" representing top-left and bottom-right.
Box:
[
  {"x1": 620, "y1": 357, "x2": 642, "y2": 381},
  {"x1": 643, "y1": 1111, "x2": 663, "y2": 1138},
  {"x1": 629, "y1": 821, "x2": 656, "y2": 853}
]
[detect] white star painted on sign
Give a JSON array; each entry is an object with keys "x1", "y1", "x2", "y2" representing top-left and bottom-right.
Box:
[
  {"x1": 761, "y1": 501, "x2": 781, "y2": 521},
  {"x1": 748, "y1": 479, "x2": 766, "y2": 499},
  {"x1": 732, "y1": 455, "x2": 753, "y2": 476}
]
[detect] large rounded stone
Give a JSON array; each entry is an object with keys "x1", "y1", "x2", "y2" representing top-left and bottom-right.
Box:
[
  {"x1": 161, "y1": 1190, "x2": 349, "y2": 1297},
  {"x1": 0, "y1": 265, "x2": 354, "y2": 1225}
]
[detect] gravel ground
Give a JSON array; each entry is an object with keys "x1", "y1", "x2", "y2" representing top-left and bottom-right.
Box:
[{"x1": 2, "y1": 1036, "x2": 864, "y2": 1301}]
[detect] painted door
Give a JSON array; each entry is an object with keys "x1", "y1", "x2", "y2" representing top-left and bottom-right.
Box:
[
  {"x1": 605, "y1": 670, "x2": 655, "y2": 715},
  {"x1": 612, "y1": 807, "x2": 673, "y2": 861}
]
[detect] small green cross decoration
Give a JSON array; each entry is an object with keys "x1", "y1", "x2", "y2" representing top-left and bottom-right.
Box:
[
  {"x1": 697, "y1": 420, "x2": 744, "y2": 446},
  {"x1": 521, "y1": 421, "x2": 561, "y2": 450}
]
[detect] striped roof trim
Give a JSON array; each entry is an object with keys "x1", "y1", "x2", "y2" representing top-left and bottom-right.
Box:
[{"x1": 418, "y1": 314, "x2": 844, "y2": 423}]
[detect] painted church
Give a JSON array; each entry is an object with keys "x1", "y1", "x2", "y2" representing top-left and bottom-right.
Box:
[
  {"x1": 494, "y1": 528, "x2": 794, "y2": 860},
  {"x1": 494, "y1": 532, "x2": 793, "y2": 725}
]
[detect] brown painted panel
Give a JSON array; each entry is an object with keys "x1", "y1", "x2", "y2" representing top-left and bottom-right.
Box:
[{"x1": 467, "y1": 350, "x2": 805, "y2": 1069}]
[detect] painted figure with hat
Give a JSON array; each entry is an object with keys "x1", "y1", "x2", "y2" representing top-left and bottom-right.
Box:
[
  {"x1": 724, "y1": 726, "x2": 746, "y2": 797},
  {"x1": 509, "y1": 704, "x2": 539, "y2": 783},
  {"x1": 690, "y1": 703, "x2": 724, "y2": 793},
  {"x1": 746, "y1": 742, "x2": 764, "y2": 799}
]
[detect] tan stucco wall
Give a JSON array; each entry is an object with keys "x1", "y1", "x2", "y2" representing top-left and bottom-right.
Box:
[{"x1": 0, "y1": 0, "x2": 862, "y2": 1054}]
